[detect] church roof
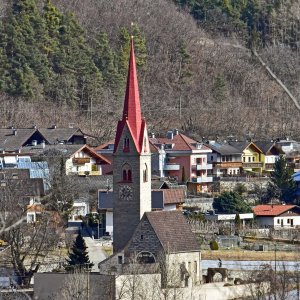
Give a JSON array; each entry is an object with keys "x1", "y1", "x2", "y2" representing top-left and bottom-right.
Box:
[
  {"x1": 145, "y1": 211, "x2": 200, "y2": 253},
  {"x1": 114, "y1": 39, "x2": 145, "y2": 154}
]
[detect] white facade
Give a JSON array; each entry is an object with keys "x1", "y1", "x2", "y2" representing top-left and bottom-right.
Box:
[
  {"x1": 69, "y1": 201, "x2": 89, "y2": 221},
  {"x1": 65, "y1": 150, "x2": 101, "y2": 176},
  {"x1": 256, "y1": 215, "x2": 300, "y2": 228}
]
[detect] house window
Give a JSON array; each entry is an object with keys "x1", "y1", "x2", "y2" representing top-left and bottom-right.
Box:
[
  {"x1": 118, "y1": 256, "x2": 123, "y2": 264},
  {"x1": 140, "y1": 235, "x2": 144, "y2": 240},
  {"x1": 123, "y1": 137, "x2": 130, "y2": 152},
  {"x1": 211, "y1": 155, "x2": 213, "y2": 161},
  {"x1": 248, "y1": 157, "x2": 251, "y2": 162},
  {"x1": 277, "y1": 219, "x2": 280, "y2": 224},
  {"x1": 243, "y1": 157, "x2": 245, "y2": 162},
  {"x1": 287, "y1": 219, "x2": 290, "y2": 224}
]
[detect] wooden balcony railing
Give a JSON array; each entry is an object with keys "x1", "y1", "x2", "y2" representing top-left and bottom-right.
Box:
[
  {"x1": 214, "y1": 162, "x2": 242, "y2": 168},
  {"x1": 242, "y1": 162, "x2": 263, "y2": 168},
  {"x1": 73, "y1": 157, "x2": 90, "y2": 164}
]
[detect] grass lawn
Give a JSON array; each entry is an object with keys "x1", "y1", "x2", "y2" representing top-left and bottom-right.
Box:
[{"x1": 202, "y1": 249, "x2": 300, "y2": 261}]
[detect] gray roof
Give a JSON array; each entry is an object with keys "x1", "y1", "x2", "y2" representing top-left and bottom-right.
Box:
[
  {"x1": 207, "y1": 141, "x2": 242, "y2": 155},
  {"x1": 145, "y1": 211, "x2": 200, "y2": 252},
  {"x1": 255, "y1": 141, "x2": 284, "y2": 155},
  {"x1": 75, "y1": 175, "x2": 113, "y2": 193},
  {"x1": 227, "y1": 141, "x2": 252, "y2": 152},
  {"x1": 0, "y1": 128, "x2": 36, "y2": 151},
  {"x1": 38, "y1": 128, "x2": 84, "y2": 144},
  {"x1": 22, "y1": 144, "x2": 84, "y2": 156}
]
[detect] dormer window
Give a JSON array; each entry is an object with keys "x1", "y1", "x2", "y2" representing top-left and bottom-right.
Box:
[{"x1": 123, "y1": 137, "x2": 130, "y2": 152}]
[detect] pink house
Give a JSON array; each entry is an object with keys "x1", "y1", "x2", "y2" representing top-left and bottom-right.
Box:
[{"x1": 150, "y1": 130, "x2": 213, "y2": 193}]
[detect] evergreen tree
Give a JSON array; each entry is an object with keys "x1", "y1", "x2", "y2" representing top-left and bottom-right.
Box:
[
  {"x1": 65, "y1": 233, "x2": 94, "y2": 271},
  {"x1": 117, "y1": 25, "x2": 147, "y2": 78},
  {"x1": 2, "y1": 0, "x2": 50, "y2": 98},
  {"x1": 42, "y1": 6, "x2": 103, "y2": 107},
  {"x1": 93, "y1": 31, "x2": 122, "y2": 96},
  {"x1": 213, "y1": 191, "x2": 251, "y2": 214},
  {"x1": 266, "y1": 155, "x2": 296, "y2": 203}
]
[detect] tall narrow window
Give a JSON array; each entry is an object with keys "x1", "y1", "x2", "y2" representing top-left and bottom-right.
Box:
[
  {"x1": 143, "y1": 164, "x2": 148, "y2": 182},
  {"x1": 128, "y1": 170, "x2": 132, "y2": 181},
  {"x1": 123, "y1": 169, "x2": 127, "y2": 181},
  {"x1": 122, "y1": 164, "x2": 132, "y2": 182},
  {"x1": 123, "y1": 137, "x2": 130, "y2": 152}
]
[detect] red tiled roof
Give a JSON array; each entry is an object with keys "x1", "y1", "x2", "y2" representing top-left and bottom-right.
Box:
[
  {"x1": 150, "y1": 133, "x2": 211, "y2": 152},
  {"x1": 114, "y1": 39, "x2": 145, "y2": 154},
  {"x1": 253, "y1": 205, "x2": 296, "y2": 216},
  {"x1": 145, "y1": 211, "x2": 200, "y2": 252},
  {"x1": 152, "y1": 189, "x2": 185, "y2": 204}
]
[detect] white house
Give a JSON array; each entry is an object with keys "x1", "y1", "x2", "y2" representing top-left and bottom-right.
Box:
[{"x1": 253, "y1": 205, "x2": 300, "y2": 228}]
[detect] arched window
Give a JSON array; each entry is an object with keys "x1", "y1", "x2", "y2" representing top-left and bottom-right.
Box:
[
  {"x1": 122, "y1": 163, "x2": 132, "y2": 182},
  {"x1": 123, "y1": 169, "x2": 127, "y2": 181},
  {"x1": 123, "y1": 137, "x2": 130, "y2": 152},
  {"x1": 128, "y1": 170, "x2": 132, "y2": 182},
  {"x1": 143, "y1": 164, "x2": 148, "y2": 182}
]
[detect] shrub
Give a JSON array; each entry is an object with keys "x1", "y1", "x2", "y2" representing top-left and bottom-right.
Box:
[{"x1": 209, "y1": 240, "x2": 219, "y2": 250}]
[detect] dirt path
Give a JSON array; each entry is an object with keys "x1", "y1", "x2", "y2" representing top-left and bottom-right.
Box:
[{"x1": 202, "y1": 250, "x2": 300, "y2": 261}]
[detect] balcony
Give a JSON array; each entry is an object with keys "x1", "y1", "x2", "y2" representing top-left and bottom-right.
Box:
[
  {"x1": 214, "y1": 162, "x2": 242, "y2": 168},
  {"x1": 191, "y1": 176, "x2": 213, "y2": 183},
  {"x1": 78, "y1": 170, "x2": 101, "y2": 176},
  {"x1": 163, "y1": 163, "x2": 180, "y2": 171},
  {"x1": 192, "y1": 164, "x2": 213, "y2": 170},
  {"x1": 242, "y1": 162, "x2": 263, "y2": 168},
  {"x1": 264, "y1": 163, "x2": 275, "y2": 170},
  {"x1": 73, "y1": 157, "x2": 90, "y2": 164}
]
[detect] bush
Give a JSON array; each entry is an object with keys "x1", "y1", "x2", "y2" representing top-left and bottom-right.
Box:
[{"x1": 209, "y1": 240, "x2": 219, "y2": 250}]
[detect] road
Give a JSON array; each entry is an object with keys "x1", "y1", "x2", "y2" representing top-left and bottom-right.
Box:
[{"x1": 81, "y1": 228, "x2": 109, "y2": 272}]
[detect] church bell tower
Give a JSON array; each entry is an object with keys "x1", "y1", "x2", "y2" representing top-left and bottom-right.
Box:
[{"x1": 113, "y1": 38, "x2": 151, "y2": 253}]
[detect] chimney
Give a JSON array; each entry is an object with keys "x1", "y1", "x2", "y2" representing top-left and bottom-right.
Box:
[
  {"x1": 41, "y1": 140, "x2": 45, "y2": 149},
  {"x1": 52, "y1": 124, "x2": 57, "y2": 129},
  {"x1": 173, "y1": 129, "x2": 179, "y2": 136},
  {"x1": 167, "y1": 130, "x2": 173, "y2": 140},
  {"x1": 13, "y1": 129, "x2": 17, "y2": 136}
]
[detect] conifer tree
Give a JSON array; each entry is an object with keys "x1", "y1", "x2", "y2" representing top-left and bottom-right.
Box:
[
  {"x1": 43, "y1": 8, "x2": 103, "y2": 107},
  {"x1": 117, "y1": 25, "x2": 147, "y2": 78},
  {"x1": 93, "y1": 31, "x2": 122, "y2": 96},
  {"x1": 266, "y1": 155, "x2": 296, "y2": 203},
  {"x1": 2, "y1": 0, "x2": 50, "y2": 98},
  {"x1": 65, "y1": 233, "x2": 94, "y2": 271}
]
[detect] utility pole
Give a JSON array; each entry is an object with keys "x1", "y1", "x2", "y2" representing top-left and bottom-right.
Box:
[{"x1": 274, "y1": 243, "x2": 277, "y2": 300}]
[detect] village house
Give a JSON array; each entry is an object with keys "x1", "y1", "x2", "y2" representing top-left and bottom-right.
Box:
[
  {"x1": 253, "y1": 204, "x2": 300, "y2": 228},
  {"x1": 150, "y1": 130, "x2": 213, "y2": 193},
  {"x1": 255, "y1": 141, "x2": 284, "y2": 173},
  {"x1": 228, "y1": 141, "x2": 264, "y2": 175},
  {"x1": 206, "y1": 140, "x2": 243, "y2": 177}
]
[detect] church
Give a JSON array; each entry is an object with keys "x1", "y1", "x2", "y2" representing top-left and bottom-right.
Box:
[{"x1": 98, "y1": 38, "x2": 203, "y2": 298}]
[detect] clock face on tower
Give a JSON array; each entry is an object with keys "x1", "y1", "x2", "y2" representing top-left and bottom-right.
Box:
[{"x1": 119, "y1": 185, "x2": 133, "y2": 201}]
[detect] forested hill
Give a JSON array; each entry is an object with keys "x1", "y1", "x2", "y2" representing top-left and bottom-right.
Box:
[{"x1": 0, "y1": 0, "x2": 300, "y2": 143}]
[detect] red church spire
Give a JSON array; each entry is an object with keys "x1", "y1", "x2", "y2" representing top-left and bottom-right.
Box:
[{"x1": 114, "y1": 38, "x2": 145, "y2": 153}]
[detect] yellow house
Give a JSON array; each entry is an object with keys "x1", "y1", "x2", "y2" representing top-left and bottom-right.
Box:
[
  {"x1": 255, "y1": 141, "x2": 284, "y2": 173},
  {"x1": 228, "y1": 141, "x2": 263, "y2": 175}
]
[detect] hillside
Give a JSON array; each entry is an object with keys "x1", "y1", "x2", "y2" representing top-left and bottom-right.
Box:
[{"x1": 0, "y1": 0, "x2": 300, "y2": 143}]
